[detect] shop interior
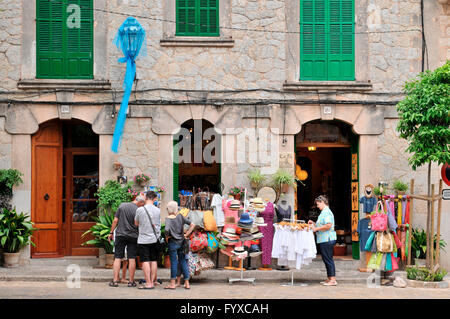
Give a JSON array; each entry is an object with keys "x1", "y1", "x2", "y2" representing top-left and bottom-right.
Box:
[{"x1": 177, "y1": 119, "x2": 221, "y2": 194}]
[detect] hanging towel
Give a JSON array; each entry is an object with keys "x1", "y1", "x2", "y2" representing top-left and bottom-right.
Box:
[
  {"x1": 405, "y1": 227, "x2": 410, "y2": 258},
  {"x1": 405, "y1": 199, "x2": 410, "y2": 224},
  {"x1": 401, "y1": 197, "x2": 407, "y2": 225},
  {"x1": 397, "y1": 197, "x2": 402, "y2": 227},
  {"x1": 385, "y1": 252, "x2": 392, "y2": 271},
  {"x1": 400, "y1": 228, "x2": 406, "y2": 261},
  {"x1": 385, "y1": 199, "x2": 398, "y2": 231}
]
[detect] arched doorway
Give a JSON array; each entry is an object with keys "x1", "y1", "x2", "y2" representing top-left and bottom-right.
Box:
[
  {"x1": 173, "y1": 119, "x2": 221, "y2": 203},
  {"x1": 31, "y1": 119, "x2": 99, "y2": 257},
  {"x1": 295, "y1": 120, "x2": 359, "y2": 258}
]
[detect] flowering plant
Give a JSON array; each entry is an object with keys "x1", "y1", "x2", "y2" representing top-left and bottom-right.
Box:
[
  {"x1": 228, "y1": 186, "x2": 245, "y2": 197},
  {"x1": 133, "y1": 173, "x2": 150, "y2": 185},
  {"x1": 156, "y1": 186, "x2": 166, "y2": 193},
  {"x1": 127, "y1": 188, "x2": 140, "y2": 198}
]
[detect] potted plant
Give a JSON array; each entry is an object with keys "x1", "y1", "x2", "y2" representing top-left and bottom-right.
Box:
[
  {"x1": 228, "y1": 186, "x2": 245, "y2": 200},
  {"x1": 273, "y1": 169, "x2": 296, "y2": 193},
  {"x1": 248, "y1": 168, "x2": 266, "y2": 189},
  {"x1": 411, "y1": 228, "x2": 447, "y2": 267},
  {"x1": 392, "y1": 179, "x2": 408, "y2": 195},
  {"x1": 406, "y1": 266, "x2": 448, "y2": 282},
  {"x1": 82, "y1": 209, "x2": 115, "y2": 268},
  {"x1": 133, "y1": 173, "x2": 150, "y2": 187},
  {"x1": 0, "y1": 207, "x2": 36, "y2": 268}
]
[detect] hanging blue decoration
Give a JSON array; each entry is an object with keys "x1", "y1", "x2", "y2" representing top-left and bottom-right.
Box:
[{"x1": 111, "y1": 17, "x2": 147, "y2": 153}]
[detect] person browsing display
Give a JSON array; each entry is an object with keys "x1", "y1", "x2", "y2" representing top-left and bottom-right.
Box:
[{"x1": 308, "y1": 195, "x2": 338, "y2": 286}]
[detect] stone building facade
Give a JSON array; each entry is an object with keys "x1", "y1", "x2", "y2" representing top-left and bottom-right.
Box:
[{"x1": 0, "y1": 0, "x2": 449, "y2": 268}]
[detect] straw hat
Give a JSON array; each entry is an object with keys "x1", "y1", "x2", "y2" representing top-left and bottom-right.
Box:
[
  {"x1": 238, "y1": 212, "x2": 253, "y2": 224},
  {"x1": 233, "y1": 246, "x2": 246, "y2": 255},
  {"x1": 254, "y1": 217, "x2": 267, "y2": 227}
]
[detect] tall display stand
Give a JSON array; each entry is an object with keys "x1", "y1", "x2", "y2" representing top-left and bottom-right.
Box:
[{"x1": 228, "y1": 188, "x2": 256, "y2": 285}]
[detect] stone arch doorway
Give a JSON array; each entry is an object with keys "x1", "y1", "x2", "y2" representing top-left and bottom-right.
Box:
[
  {"x1": 31, "y1": 119, "x2": 99, "y2": 257},
  {"x1": 173, "y1": 119, "x2": 221, "y2": 203},
  {"x1": 295, "y1": 119, "x2": 359, "y2": 258}
]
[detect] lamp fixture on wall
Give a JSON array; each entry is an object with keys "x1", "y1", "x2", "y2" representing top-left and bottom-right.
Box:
[{"x1": 308, "y1": 146, "x2": 317, "y2": 151}]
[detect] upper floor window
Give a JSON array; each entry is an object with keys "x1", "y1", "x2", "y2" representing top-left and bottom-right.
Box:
[
  {"x1": 300, "y1": 0, "x2": 354, "y2": 81},
  {"x1": 36, "y1": 0, "x2": 93, "y2": 79},
  {"x1": 176, "y1": 0, "x2": 219, "y2": 37}
]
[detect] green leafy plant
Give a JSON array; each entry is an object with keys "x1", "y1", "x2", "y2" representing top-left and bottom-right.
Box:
[
  {"x1": 411, "y1": 228, "x2": 447, "y2": 259},
  {"x1": 0, "y1": 169, "x2": 23, "y2": 191},
  {"x1": 0, "y1": 207, "x2": 36, "y2": 253},
  {"x1": 373, "y1": 186, "x2": 382, "y2": 197},
  {"x1": 392, "y1": 180, "x2": 408, "y2": 192},
  {"x1": 95, "y1": 180, "x2": 134, "y2": 213},
  {"x1": 272, "y1": 169, "x2": 296, "y2": 187},
  {"x1": 81, "y1": 209, "x2": 115, "y2": 254},
  {"x1": 407, "y1": 266, "x2": 448, "y2": 282},
  {"x1": 133, "y1": 173, "x2": 150, "y2": 185},
  {"x1": 248, "y1": 168, "x2": 266, "y2": 187}
]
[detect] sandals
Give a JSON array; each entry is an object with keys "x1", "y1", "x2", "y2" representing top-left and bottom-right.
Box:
[
  {"x1": 138, "y1": 286, "x2": 155, "y2": 290},
  {"x1": 164, "y1": 286, "x2": 176, "y2": 290},
  {"x1": 322, "y1": 281, "x2": 338, "y2": 286},
  {"x1": 109, "y1": 281, "x2": 119, "y2": 287},
  {"x1": 128, "y1": 281, "x2": 137, "y2": 287}
]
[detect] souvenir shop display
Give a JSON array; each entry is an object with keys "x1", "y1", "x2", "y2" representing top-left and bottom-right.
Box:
[
  {"x1": 275, "y1": 199, "x2": 292, "y2": 222},
  {"x1": 363, "y1": 198, "x2": 410, "y2": 274},
  {"x1": 258, "y1": 201, "x2": 275, "y2": 271},
  {"x1": 271, "y1": 219, "x2": 317, "y2": 286},
  {"x1": 211, "y1": 193, "x2": 225, "y2": 228}
]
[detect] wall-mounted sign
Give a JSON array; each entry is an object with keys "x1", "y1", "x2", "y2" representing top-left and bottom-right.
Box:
[
  {"x1": 443, "y1": 189, "x2": 450, "y2": 200},
  {"x1": 351, "y1": 181, "x2": 359, "y2": 211},
  {"x1": 351, "y1": 211, "x2": 359, "y2": 241},
  {"x1": 351, "y1": 153, "x2": 358, "y2": 181}
]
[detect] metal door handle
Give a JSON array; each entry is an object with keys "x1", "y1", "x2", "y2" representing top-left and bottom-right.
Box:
[{"x1": 44, "y1": 193, "x2": 50, "y2": 200}]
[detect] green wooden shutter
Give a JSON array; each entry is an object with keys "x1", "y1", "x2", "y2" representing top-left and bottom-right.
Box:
[
  {"x1": 300, "y1": 0, "x2": 327, "y2": 80},
  {"x1": 176, "y1": 0, "x2": 219, "y2": 36},
  {"x1": 173, "y1": 139, "x2": 179, "y2": 203},
  {"x1": 300, "y1": 0, "x2": 354, "y2": 81},
  {"x1": 66, "y1": 0, "x2": 93, "y2": 78},
  {"x1": 176, "y1": 0, "x2": 197, "y2": 36},
  {"x1": 37, "y1": 0, "x2": 64, "y2": 78},
  {"x1": 328, "y1": 0, "x2": 354, "y2": 80},
  {"x1": 36, "y1": 0, "x2": 93, "y2": 79},
  {"x1": 199, "y1": 0, "x2": 219, "y2": 36}
]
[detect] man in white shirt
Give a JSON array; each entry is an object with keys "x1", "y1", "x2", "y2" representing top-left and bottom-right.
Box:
[{"x1": 134, "y1": 191, "x2": 161, "y2": 289}]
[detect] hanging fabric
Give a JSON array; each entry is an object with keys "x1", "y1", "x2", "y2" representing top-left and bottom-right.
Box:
[
  {"x1": 397, "y1": 197, "x2": 402, "y2": 227},
  {"x1": 111, "y1": 17, "x2": 147, "y2": 153}
]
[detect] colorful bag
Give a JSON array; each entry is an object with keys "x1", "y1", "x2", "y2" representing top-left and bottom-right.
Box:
[
  {"x1": 203, "y1": 210, "x2": 217, "y2": 232},
  {"x1": 187, "y1": 210, "x2": 204, "y2": 229},
  {"x1": 364, "y1": 231, "x2": 376, "y2": 251},
  {"x1": 206, "y1": 232, "x2": 219, "y2": 253},
  {"x1": 370, "y1": 202, "x2": 388, "y2": 231},
  {"x1": 187, "y1": 252, "x2": 199, "y2": 277},
  {"x1": 385, "y1": 252, "x2": 392, "y2": 271},
  {"x1": 197, "y1": 252, "x2": 215, "y2": 271},
  {"x1": 376, "y1": 231, "x2": 393, "y2": 253},
  {"x1": 390, "y1": 253, "x2": 399, "y2": 272},
  {"x1": 368, "y1": 252, "x2": 383, "y2": 270},
  {"x1": 385, "y1": 198, "x2": 398, "y2": 231},
  {"x1": 189, "y1": 231, "x2": 208, "y2": 252}
]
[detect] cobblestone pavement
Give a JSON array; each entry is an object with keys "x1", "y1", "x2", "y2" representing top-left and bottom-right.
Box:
[{"x1": 0, "y1": 280, "x2": 448, "y2": 299}]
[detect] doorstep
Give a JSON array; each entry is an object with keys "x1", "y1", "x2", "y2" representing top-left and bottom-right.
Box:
[{"x1": 0, "y1": 265, "x2": 372, "y2": 284}]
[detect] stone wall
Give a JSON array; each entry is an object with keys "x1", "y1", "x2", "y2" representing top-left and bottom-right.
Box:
[
  {"x1": 115, "y1": 118, "x2": 160, "y2": 187},
  {"x1": 0, "y1": 117, "x2": 11, "y2": 169},
  {"x1": 0, "y1": 0, "x2": 22, "y2": 91}
]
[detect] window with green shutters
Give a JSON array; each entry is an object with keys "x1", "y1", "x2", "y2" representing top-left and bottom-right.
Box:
[
  {"x1": 176, "y1": 0, "x2": 219, "y2": 36},
  {"x1": 300, "y1": 0, "x2": 354, "y2": 81},
  {"x1": 36, "y1": 0, "x2": 93, "y2": 79}
]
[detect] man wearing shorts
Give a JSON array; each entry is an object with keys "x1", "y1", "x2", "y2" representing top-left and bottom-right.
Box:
[
  {"x1": 134, "y1": 191, "x2": 161, "y2": 289},
  {"x1": 108, "y1": 195, "x2": 145, "y2": 287}
]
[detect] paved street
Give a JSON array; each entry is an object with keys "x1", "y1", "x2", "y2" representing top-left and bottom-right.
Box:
[{"x1": 0, "y1": 280, "x2": 448, "y2": 299}]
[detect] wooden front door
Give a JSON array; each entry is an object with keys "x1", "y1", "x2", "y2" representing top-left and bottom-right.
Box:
[
  {"x1": 32, "y1": 121, "x2": 63, "y2": 257},
  {"x1": 32, "y1": 120, "x2": 99, "y2": 257}
]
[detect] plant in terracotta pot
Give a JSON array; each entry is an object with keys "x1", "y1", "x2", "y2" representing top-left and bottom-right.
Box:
[
  {"x1": 0, "y1": 207, "x2": 36, "y2": 268},
  {"x1": 133, "y1": 173, "x2": 150, "y2": 187},
  {"x1": 272, "y1": 169, "x2": 296, "y2": 193},
  {"x1": 248, "y1": 168, "x2": 266, "y2": 190},
  {"x1": 228, "y1": 186, "x2": 245, "y2": 200},
  {"x1": 392, "y1": 179, "x2": 408, "y2": 195},
  {"x1": 82, "y1": 209, "x2": 115, "y2": 268},
  {"x1": 159, "y1": 224, "x2": 171, "y2": 269}
]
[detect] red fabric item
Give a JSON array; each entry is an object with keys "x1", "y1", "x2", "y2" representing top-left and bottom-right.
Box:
[
  {"x1": 393, "y1": 231, "x2": 402, "y2": 249},
  {"x1": 405, "y1": 199, "x2": 410, "y2": 224},
  {"x1": 387, "y1": 253, "x2": 399, "y2": 272},
  {"x1": 400, "y1": 229, "x2": 406, "y2": 261}
]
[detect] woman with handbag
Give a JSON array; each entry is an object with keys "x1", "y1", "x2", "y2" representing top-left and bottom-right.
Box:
[
  {"x1": 308, "y1": 195, "x2": 338, "y2": 286},
  {"x1": 164, "y1": 201, "x2": 195, "y2": 290}
]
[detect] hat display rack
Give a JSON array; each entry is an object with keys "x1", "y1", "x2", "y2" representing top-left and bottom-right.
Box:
[{"x1": 228, "y1": 188, "x2": 257, "y2": 285}]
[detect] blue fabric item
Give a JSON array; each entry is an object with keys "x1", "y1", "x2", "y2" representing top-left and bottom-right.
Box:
[
  {"x1": 357, "y1": 218, "x2": 374, "y2": 252},
  {"x1": 168, "y1": 240, "x2": 190, "y2": 280},
  {"x1": 364, "y1": 231, "x2": 376, "y2": 251},
  {"x1": 359, "y1": 196, "x2": 377, "y2": 213},
  {"x1": 111, "y1": 17, "x2": 147, "y2": 153},
  {"x1": 315, "y1": 207, "x2": 337, "y2": 244}
]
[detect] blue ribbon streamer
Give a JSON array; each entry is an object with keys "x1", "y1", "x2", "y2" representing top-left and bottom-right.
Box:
[{"x1": 111, "y1": 17, "x2": 146, "y2": 153}]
